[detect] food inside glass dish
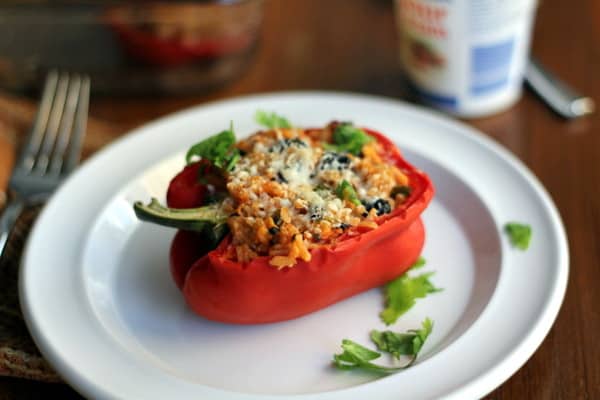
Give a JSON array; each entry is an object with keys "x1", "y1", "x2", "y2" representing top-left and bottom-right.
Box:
[
  {"x1": 105, "y1": 1, "x2": 263, "y2": 67},
  {"x1": 134, "y1": 115, "x2": 434, "y2": 324}
]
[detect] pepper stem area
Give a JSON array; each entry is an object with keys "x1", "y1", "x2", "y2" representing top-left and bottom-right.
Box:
[{"x1": 133, "y1": 198, "x2": 229, "y2": 244}]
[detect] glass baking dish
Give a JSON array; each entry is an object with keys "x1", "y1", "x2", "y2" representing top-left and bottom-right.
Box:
[{"x1": 0, "y1": 0, "x2": 263, "y2": 94}]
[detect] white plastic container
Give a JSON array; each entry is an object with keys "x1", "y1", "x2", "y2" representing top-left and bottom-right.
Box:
[{"x1": 395, "y1": 0, "x2": 538, "y2": 118}]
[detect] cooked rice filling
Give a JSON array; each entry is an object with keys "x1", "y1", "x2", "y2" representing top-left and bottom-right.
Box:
[{"x1": 221, "y1": 125, "x2": 410, "y2": 268}]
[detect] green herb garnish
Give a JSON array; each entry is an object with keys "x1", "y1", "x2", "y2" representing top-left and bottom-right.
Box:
[
  {"x1": 325, "y1": 122, "x2": 374, "y2": 156},
  {"x1": 185, "y1": 126, "x2": 240, "y2": 171},
  {"x1": 504, "y1": 222, "x2": 532, "y2": 250},
  {"x1": 335, "y1": 180, "x2": 361, "y2": 206},
  {"x1": 255, "y1": 110, "x2": 292, "y2": 129},
  {"x1": 333, "y1": 318, "x2": 433, "y2": 373},
  {"x1": 370, "y1": 318, "x2": 433, "y2": 360},
  {"x1": 380, "y1": 258, "x2": 442, "y2": 325},
  {"x1": 333, "y1": 340, "x2": 387, "y2": 372},
  {"x1": 408, "y1": 256, "x2": 426, "y2": 270}
]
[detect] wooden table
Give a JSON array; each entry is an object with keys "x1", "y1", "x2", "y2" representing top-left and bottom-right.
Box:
[{"x1": 1, "y1": 0, "x2": 598, "y2": 398}]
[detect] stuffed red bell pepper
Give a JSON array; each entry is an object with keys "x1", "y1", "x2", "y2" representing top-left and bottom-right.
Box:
[{"x1": 134, "y1": 116, "x2": 434, "y2": 324}]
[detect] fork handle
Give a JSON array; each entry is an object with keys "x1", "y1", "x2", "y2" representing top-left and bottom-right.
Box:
[{"x1": 0, "y1": 199, "x2": 25, "y2": 261}]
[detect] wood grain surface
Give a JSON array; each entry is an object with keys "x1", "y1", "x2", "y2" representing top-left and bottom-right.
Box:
[{"x1": 0, "y1": 0, "x2": 598, "y2": 398}]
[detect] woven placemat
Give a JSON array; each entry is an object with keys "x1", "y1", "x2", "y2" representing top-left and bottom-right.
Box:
[{"x1": 0, "y1": 205, "x2": 61, "y2": 382}]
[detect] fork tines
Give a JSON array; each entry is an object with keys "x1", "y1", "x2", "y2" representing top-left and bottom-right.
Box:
[{"x1": 19, "y1": 71, "x2": 90, "y2": 177}]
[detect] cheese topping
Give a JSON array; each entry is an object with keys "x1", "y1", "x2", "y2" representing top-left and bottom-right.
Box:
[{"x1": 223, "y1": 124, "x2": 410, "y2": 267}]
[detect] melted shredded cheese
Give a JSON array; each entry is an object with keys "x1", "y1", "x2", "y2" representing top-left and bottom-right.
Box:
[{"x1": 222, "y1": 125, "x2": 410, "y2": 266}]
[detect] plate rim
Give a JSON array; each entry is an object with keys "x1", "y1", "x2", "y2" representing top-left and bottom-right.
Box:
[{"x1": 19, "y1": 91, "x2": 569, "y2": 400}]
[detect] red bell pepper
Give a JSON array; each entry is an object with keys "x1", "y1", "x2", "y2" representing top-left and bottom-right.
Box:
[{"x1": 162, "y1": 128, "x2": 434, "y2": 324}]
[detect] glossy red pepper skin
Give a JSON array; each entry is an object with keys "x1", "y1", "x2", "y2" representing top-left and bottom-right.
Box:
[
  {"x1": 167, "y1": 163, "x2": 209, "y2": 209},
  {"x1": 169, "y1": 128, "x2": 434, "y2": 324},
  {"x1": 167, "y1": 159, "x2": 225, "y2": 209}
]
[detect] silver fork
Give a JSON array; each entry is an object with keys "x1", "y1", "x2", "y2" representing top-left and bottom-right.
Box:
[{"x1": 0, "y1": 71, "x2": 90, "y2": 260}]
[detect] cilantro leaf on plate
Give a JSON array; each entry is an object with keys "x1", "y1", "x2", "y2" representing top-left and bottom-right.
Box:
[
  {"x1": 333, "y1": 318, "x2": 433, "y2": 373},
  {"x1": 370, "y1": 318, "x2": 433, "y2": 360},
  {"x1": 504, "y1": 222, "x2": 532, "y2": 250},
  {"x1": 333, "y1": 339, "x2": 403, "y2": 373},
  {"x1": 408, "y1": 256, "x2": 426, "y2": 270},
  {"x1": 380, "y1": 258, "x2": 442, "y2": 325}
]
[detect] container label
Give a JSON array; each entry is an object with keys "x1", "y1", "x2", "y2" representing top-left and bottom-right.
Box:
[
  {"x1": 396, "y1": 0, "x2": 537, "y2": 116},
  {"x1": 397, "y1": 0, "x2": 455, "y2": 107},
  {"x1": 470, "y1": 39, "x2": 515, "y2": 95}
]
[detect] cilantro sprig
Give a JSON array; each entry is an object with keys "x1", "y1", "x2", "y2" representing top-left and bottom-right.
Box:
[
  {"x1": 335, "y1": 180, "x2": 361, "y2": 206},
  {"x1": 325, "y1": 122, "x2": 374, "y2": 156},
  {"x1": 333, "y1": 318, "x2": 433, "y2": 373},
  {"x1": 185, "y1": 125, "x2": 240, "y2": 171},
  {"x1": 504, "y1": 222, "x2": 532, "y2": 250},
  {"x1": 255, "y1": 110, "x2": 292, "y2": 129},
  {"x1": 370, "y1": 318, "x2": 433, "y2": 360},
  {"x1": 333, "y1": 340, "x2": 393, "y2": 372},
  {"x1": 380, "y1": 257, "x2": 442, "y2": 325}
]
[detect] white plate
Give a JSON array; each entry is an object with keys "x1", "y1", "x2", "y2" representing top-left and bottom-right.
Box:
[{"x1": 20, "y1": 92, "x2": 568, "y2": 400}]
